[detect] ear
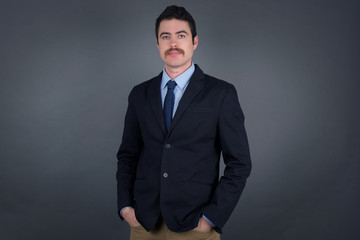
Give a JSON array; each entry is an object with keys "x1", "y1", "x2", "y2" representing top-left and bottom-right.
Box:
[
  {"x1": 193, "y1": 35, "x2": 199, "y2": 50},
  {"x1": 156, "y1": 38, "x2": 159, "y2": 47}
]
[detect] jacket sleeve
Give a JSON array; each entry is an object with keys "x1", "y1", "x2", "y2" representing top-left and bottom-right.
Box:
[
  {"x1": 116, "y1": 88, "x2": 143, "y2": 219},
  {"x1": 202, "y1": 84, "x2": 252, "y2": 232}
]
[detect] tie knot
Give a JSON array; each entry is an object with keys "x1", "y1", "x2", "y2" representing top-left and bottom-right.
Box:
[{"x1": 167, "y1": 80, "x2": 176, "y2": 89}]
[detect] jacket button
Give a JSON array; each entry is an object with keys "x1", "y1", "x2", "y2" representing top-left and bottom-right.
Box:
[
  {"x1": 163, "y1": 172, "x2": 168, "y2": 178},
  {"x1": 165, "y1": 144, "x2": 171, "y2": 149}
]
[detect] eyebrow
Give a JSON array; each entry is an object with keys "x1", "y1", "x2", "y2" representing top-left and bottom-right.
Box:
[
  {"x1": 176, "y1": 30, "x2": 188, "y2": 35},
  {"x1": 159, "y1": 30, "x2": 189, "y2": 37}
]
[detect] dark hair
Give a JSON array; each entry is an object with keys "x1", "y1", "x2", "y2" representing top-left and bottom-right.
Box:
[{"x1": 155, "y1": 5, "x2": 197, "y2": 44}]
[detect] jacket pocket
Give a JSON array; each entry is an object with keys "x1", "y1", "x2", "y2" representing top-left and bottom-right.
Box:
[
  {"x1": 183, "y1": 178, "x2": 214, "y2": 186},
  {"x1": 185, "y1": 106, "x2": 213, "y2": 113}
]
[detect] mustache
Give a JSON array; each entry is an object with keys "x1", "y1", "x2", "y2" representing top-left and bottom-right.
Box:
[{"x1": 165, "y1": 48, "x2": 185, "y2": 56}]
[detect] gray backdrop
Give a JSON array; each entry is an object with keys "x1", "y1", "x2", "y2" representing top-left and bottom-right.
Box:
[{"x1": 1, "y1": 0, "x2": 359, "y2": 239}]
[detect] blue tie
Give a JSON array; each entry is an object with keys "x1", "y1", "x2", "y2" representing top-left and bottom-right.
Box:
[{"x1": 164, "y1": 80, "x2": 176, "y2": 131}]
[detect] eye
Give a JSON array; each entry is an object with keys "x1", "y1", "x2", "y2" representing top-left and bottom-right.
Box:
[
  {"x1": 178, "y1": 34, "x2": 185, "y2": 39},
  {"x1": 162, "y1": 36, "x2": 170, "y2": 40}
]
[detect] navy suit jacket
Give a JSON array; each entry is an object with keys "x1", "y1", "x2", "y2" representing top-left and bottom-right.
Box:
[{"x1": 116, "y1": 65, "x2": 251, "y2": 233}]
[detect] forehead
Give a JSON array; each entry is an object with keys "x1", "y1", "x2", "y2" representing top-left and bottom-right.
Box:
[{"x1": 158, "y1": 19, "x2": 191, "y2": 34}]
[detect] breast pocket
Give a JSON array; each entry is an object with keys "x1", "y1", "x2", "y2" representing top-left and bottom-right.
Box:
[
  {"x1": 185, "y1": 106, "x2": 213, "y2": 113},
  {"x1": 176, "y1": 106, "x2": 217, "y2": 139}
]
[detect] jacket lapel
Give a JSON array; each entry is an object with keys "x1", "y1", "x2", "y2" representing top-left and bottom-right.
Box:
[
  {"x1": 168, "y1": 65, "x2": 205, "y2": 134},
  {"x1": 147, "y1": 72, "x2": 167, "y2": 134}
]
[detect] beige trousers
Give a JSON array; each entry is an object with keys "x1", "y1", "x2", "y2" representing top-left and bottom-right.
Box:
[{"x1": 130, "y1": 216, "x2": 220, "y2": 240}]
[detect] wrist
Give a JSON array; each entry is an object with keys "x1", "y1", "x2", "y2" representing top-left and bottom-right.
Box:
[
  {"x1": 202, "y1": 214, "x2": 215, "y2": 227},
  {"x1": 121, "y1": 206, "x2": 133, "y2": 217}
]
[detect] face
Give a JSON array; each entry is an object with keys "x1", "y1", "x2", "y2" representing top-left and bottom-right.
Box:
[{"x1": 157, "y1": 19, "x2": 198, "y2": 71}]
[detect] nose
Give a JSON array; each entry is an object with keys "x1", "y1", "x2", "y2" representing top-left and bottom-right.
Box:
[{"x1": 170, "y1": 41, "x2": 178, "y2": 48}]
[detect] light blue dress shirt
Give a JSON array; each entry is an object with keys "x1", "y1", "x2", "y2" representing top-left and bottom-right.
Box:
[
  {"x1": 160, "y1": 63, "x2": 195, "y2": 117},
  {"x1": 120, "y1": 63, "x2": 215, "y2": 228}
]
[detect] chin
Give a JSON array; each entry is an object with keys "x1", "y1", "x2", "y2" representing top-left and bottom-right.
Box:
[
  {"x1": 165, "y1": 61, "x2": 182, "y2": 67},
  {"x1": 167, "y1": 64, "x2": 186, "y2": 69}
]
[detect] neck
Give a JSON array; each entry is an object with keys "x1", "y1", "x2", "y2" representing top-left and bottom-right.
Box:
[{"x1": 164, "y1": 62, "x2": 192, "y2": 79}]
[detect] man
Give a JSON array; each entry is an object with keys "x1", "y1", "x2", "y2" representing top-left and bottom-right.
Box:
[{"x1": 116, "y1": 5, "x2": 251, "y2": 240}]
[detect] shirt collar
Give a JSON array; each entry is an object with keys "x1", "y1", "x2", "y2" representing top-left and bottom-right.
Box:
[{"x1": 161, "y1": 63, "x2": 195, "y2": 90}]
